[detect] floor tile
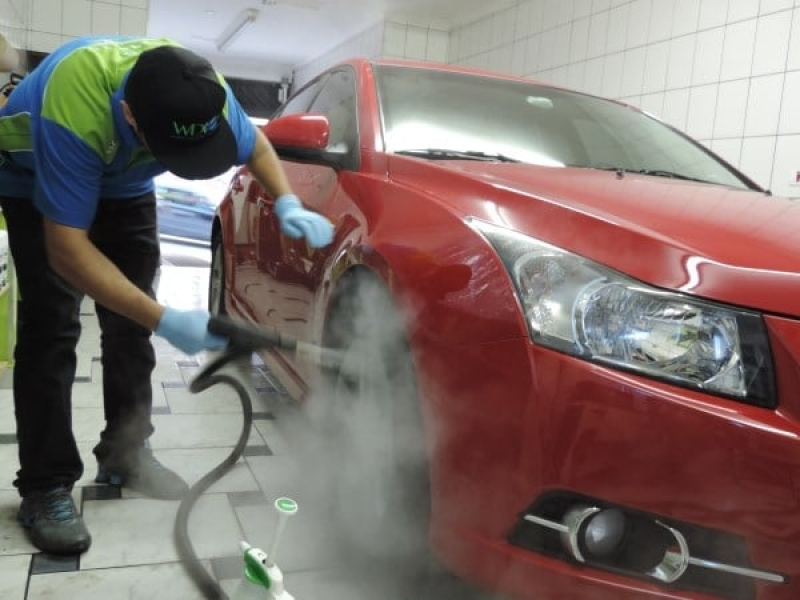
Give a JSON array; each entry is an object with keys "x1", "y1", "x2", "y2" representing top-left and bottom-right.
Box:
[
  {"x1": 30, "y1": 552, "x2": 79, "y2": 574},
  {"x1": 80, "y1": 493, "x2": 242, "y2": 569},
  {"x1": 148, "y1": 413, "x2": 264, "y2": 450},
  {"x1": 27, "y1": 561, "x2": 212, "y2": 600},
  {"x1": 71, "y1": 408, "x2": 106, "y2": 444},
  {"x1": 143, "y1": 447, "x2": 259, "y2": 494},
  {"x1": 0, "y1": 554, "x2": 29, "y2": 600},
  {"x1": 165, "y1": 384, "x2": 244, "y2": 414},
  {"x1": 252, "y1": 419, "x2": 292, "y2": 455}
]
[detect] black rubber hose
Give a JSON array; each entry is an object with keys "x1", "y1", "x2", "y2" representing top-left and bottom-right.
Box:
[{"x1": 173, "y1": 346, "x2": 254, "y2": 600}]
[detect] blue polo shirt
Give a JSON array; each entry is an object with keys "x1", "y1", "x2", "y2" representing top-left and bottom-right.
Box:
[{"x1": 0, "y1": 36, "x2": 255, "y2": 228}]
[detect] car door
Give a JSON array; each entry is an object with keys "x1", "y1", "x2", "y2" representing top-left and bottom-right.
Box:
[
  {"x1": 256, "y1": 67, "x2": 359, "y2": 342},
  {"x1": 233, "y1": 78, "x2": 327, "y2": 325}
]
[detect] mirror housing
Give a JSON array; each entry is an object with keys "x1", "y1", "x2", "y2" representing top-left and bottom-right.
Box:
[
  {"x1": 263, "y1": 113, "x2": 329, "y2": 149},
  {"x1": 262, "y1": 113, "x2": 351, "y2": 169}
]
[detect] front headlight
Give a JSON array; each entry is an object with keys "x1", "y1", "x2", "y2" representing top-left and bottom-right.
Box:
[{"x1": 473, "y1": 219, "x2": 776, "y2": 407}]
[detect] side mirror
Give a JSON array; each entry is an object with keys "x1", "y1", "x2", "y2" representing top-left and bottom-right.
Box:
[{"x1": 263, "y1": 113, "x2": 330, "y2": 151}]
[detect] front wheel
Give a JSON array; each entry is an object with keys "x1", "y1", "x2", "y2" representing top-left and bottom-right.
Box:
[
  {"x1": 313, "y1": 274, "x2": 430, "y2": 564},
  {"x1": 208, "y1": 231, "x2": 226, "y2": 316}
]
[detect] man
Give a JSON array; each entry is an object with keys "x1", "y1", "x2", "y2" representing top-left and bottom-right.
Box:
[{"x1": 0, "y1": 36, "x2": 333, "y2": 555}]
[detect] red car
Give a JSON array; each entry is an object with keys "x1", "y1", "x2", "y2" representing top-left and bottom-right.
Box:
[{"x1": 210, "y1": 58, "x2": 799, "y2": 600}]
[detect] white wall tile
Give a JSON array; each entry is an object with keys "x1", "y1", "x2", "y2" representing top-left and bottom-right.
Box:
[
  {"x1": 606, "y1": 2, "x2": 629, "y2": 53},
  {"x1": 427, "y1": 29, "x2": 449, "y2": 62},
  {"x1": 120, "y1": 7, "x2": 148, "y2": 36},
  {"x1": 698, "y1": 0, "x2": 729, "y2": 30},
  {"x1": 570, "y1": 16, "x2": 590, "y2": 61},
  {"x1": 740, "y1": 136, "x2": 776, "y2": 188},
  {"x1": 593, "y1": 0, "x2": 612, "y2": 14},
  {"x1": 583, "y1": 56, "x2": 605, "y2": 94},
  {"x1": 494, "y1": 8, "x2": 516, "y2": 49},
  {"x1": 666, "y1": 35, "x2": 696, "y2": 89},
  {"x1": 567, "y1": 60, "x2": 585, "y2": 89},
  {"x1": 528, "y1": 0, "x2": 546, "y2": 34},
  {"x1": 713, "y1": 78, "x2": 749, "y2": 137},
  {"x1": 539, "y1": 28, "x2": 557, "y2": 69},
  {"x1": 779, "y1": 70, "x2": 800, "y2": 133},
  {"x1": 515, "y1": 2, "x2": 533, "y2": 39},
  {"x1": 405, "y1": 27, "x2": 428, "y2": 60},
  {"x1": 648, "y1": 0, "x2": 676, "y2": 42},
  {"x1": 711, "y1": 137, "x2": 743, "y2": 166},
  {"x1": 720, "y1": 19, "x2": 756, "y2": 81},
  {"x1": 788, "y1": 8, "x2": 800, "y2": 71},
  {"x1": 558, "y1": 0, "x2": 575, "y2": 24},
  {"x1": 543, "y1": 0, "x2": 560, "y2": 30},
  {"x1": 601, "y1": 51, "x2": 624, "y2": 97},
  {"x1": 727, "y1": 0, "x2": 759, "y2": 22},
  {"x1": 383, "y1": 22, "x2": 405, "y2": 57},
  {"x1": 627, "y1": 0, "x2": 652, "y2": 48},
  {"x1": 587, "y1": 10, "x2": 609, "y2": 57},
  {"x1": 574, "y1": 0, "x2": 593, "y2": 20},
  {"x1": 751, "y1": 10, "x2": 792, "y2": 75},
  {"x1": 692, "y1": 27, "x2": 725, "y2": 84},
  {"x1": 662, "y1": 87, "x2": 691, "y2": 130},
  {"x1": 92, "y1": 2, "x2": 121, "y2": 35},
  {"x1": 744, "y1": 73, "x2": 784, "y2": 136},
  {"x1": 770, "y1": 134, "x2": 800, "y2": 198},
  {"x1": 31, "y1": 0, "x2": 62, "y2": 34},
  {"x1": 524, "y1": 33, "x2": 542, "y2": 74},
  {"x1": 63, "y1": 0, "x2": 92, "y2": 37},
  {"x1": 122, "y1": 0, "x2": 148, "y2": 8},
  {"x1": 686, "y1": 83, "x2": 718, "y2": 139},
  {"x1": 29, "y1": 31, "x2": 63, "y2": 53},
  {"x1": 760, "y1": 0, "x2": 793, "y2": 14},
  {"x1": 642, "y1": 40, "x2": 669, "y2": 93},
  {"x1": 620, "y1": 46, "x2": 646, "y2": 96},
  {"x1": 672, "y1": 0, "x2": 701, "y2": 37},
  {"x1": 639, "y1": 92, "x2": 664, "y2": 117},
  {"x1": 511, "y1": 39, "x2": 526, "y2": 75},
  {"x1": 553, "y1": 23, "x2": 571, "y2": 66}
]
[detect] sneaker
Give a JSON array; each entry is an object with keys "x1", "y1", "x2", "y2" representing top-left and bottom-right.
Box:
[
  {"x1": 95, "y1": 446, "x2": 189, "y2": 500},
  {"x1": 18, "y1": 486, "x2": 91, "y2": 555}
]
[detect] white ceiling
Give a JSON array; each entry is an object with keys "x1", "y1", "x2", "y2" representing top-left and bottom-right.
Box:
[{"x1": 146, "y1": 0, "x2": 509, "y2": 80}]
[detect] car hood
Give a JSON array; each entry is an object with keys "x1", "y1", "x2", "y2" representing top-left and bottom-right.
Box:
[{"x1": 389, "y1": 158, "x2": 800, "y2": 317}]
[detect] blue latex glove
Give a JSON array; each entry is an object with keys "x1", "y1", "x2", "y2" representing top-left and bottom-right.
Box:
[
  {"x1": 274, "y1": 194, "x2": 334, "y2": 248},
  {"x1": 154, "y1": 307, "x2": 228, "y2": 355}
]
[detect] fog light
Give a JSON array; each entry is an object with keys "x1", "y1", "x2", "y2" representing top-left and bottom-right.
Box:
[
  {"x1": 584, "y1": 508, "x2": 627, "y2": 558},
  {"x1": 561, "y1": 505, "x2": 627, "y2": 562}
]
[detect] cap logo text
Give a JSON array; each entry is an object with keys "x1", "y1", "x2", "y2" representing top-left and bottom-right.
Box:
[{"x1": 171, "y1": 115, "x2": 220, "y2": 140}]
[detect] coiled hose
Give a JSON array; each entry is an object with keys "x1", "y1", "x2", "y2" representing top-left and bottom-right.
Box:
[{"x1": 173, "y1": 315, "x2": 341, "y2": 599}]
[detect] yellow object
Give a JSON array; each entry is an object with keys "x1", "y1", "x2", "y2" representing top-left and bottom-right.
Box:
[{"x1": 0, "y1": 212, "x2": 16, "y2": 365}]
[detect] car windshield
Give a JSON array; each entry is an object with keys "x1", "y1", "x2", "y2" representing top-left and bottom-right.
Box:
[{"x1": 375, "y1": 65, "x2": 752, "y2": 190}]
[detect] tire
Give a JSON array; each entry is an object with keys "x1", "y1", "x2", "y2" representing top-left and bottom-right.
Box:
[
  {"x1": 314, "y1": 274, "x2": 431, "y2": 566},
  {"x1": 208, "y1": 232, "x2": 226, "y2": 316}
]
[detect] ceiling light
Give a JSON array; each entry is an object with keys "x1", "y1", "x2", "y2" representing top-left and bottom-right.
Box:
[{"x1": 216, "y1": 8, "x2": 259, "y2": 52}]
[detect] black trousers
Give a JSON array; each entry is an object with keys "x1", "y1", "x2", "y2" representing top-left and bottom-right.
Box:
[{"x1": 0, "y1": 193, "x2": 160, "y2": 496}]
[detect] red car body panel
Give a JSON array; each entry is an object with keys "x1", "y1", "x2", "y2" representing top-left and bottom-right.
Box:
[{"x1": 214, "y1": 58, "x2": 800, "y2": 599}]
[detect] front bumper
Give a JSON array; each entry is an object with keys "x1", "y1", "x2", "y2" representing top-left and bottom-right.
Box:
[{"x1": 418, "y1": 315, "x2": 800, "y2": 600}]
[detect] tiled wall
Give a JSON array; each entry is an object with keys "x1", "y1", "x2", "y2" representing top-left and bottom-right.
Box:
[
  {"x1": 293, "y1": 21, "x2": 384, "y2": 89},
  {"x1": 0, "y1": 0, "x2": 29, "y2": 53},
  {"x1": 293, "y1": 18, "x2": 449, "y2": 88},
  {"x1": 382, "y1": 20, "x2": 450, "y2": 62},
  {"x1": 449, "y1": 0, "x2": 800, "y2": 198},
  {"x1": 27, "y1": 0, "x2": 149, "y2": 54}
]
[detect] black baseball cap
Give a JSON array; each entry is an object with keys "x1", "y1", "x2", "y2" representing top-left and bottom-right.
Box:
[{"x1": 124, "y1": 45, "x2": 238, "y2": 180}]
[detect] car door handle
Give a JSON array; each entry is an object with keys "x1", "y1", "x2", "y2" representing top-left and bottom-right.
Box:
[{"x1": 257, "y1": 196, "x2": 275, "y2": 209}]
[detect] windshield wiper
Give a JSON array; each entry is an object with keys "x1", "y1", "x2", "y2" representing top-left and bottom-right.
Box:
[
  {"x1": 575, "y1": 165, "x2": 716, "y2": 185},
  {"x1": 396, "y1": 148, "x2": 521, "y2": 163}
]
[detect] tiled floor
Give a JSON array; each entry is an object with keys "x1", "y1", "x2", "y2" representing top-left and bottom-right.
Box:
[{"x1": 0, "y1": 264, "x2": 494, "y2": 600}]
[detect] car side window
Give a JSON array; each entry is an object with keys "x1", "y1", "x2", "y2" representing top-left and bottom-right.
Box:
[
  {"x1": 307, "y1": 68, "x2": 358, "y2": 164},
  {"x1": 272, "y1": 75, "x2": 327, "y2": 118}
]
